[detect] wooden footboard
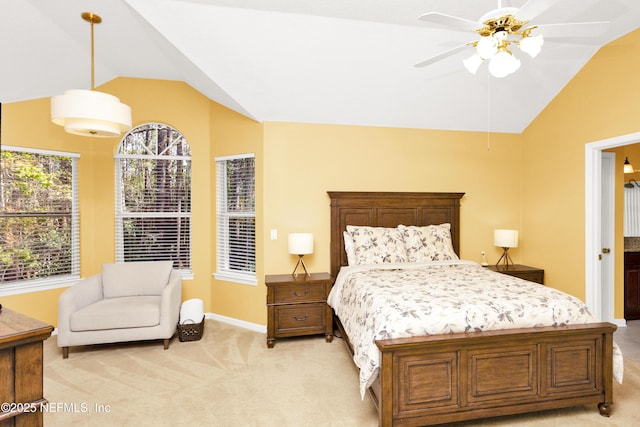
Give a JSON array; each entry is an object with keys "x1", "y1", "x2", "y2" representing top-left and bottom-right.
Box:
[{"x1": 373, "y1": 323, "x2": 616, "y2": 427}]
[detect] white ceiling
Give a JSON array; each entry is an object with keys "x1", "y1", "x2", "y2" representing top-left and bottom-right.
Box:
[{"x1": 2, "y1": 0, "x2": 639, "y2": 133}]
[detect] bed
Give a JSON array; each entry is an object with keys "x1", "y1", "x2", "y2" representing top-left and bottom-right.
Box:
[{"x1": 327, "y1": 191, "x2": 619, "y2": 427}]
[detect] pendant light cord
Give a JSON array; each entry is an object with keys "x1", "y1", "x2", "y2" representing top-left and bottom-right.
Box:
[
  {"x1": 486, "y1": 67, "x2": 491, "y2": 151},
  {"x1": 81, "y1": 12, "x2": 102, "y2": 90},
  {"x1": 90, "y1": 17, "x2": 95, "y2": 90}
]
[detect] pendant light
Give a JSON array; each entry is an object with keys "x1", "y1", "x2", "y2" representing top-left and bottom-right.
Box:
[{"x1": 51, "y1": 12, "x2": 132, "y2": 138}]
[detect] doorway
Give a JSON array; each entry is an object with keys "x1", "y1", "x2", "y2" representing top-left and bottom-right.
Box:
[{"x1": 586, "y1": 131, "x2": 640, "y2": 325}]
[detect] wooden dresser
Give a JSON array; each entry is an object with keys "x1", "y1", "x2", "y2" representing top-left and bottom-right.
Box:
[
  {"x1": 0, "y1": 307, "x2": 54, "y2": 427},
  {"x1": 265, "y1": 272, "x2": 333, "y2": 348}
]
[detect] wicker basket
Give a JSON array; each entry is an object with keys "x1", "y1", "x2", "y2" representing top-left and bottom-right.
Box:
[{"x1": 177, "y1": 316, "x2": 205, "y2": 342}]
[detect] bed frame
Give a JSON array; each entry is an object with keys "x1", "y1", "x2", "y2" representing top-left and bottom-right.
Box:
[{"x1": 328, "y1": 191, "x2": 616, "y2": 427}]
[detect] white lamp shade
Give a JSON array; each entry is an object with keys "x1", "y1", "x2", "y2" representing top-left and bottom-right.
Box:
[
  {"x1": 624, "y1": 157, "x2": 635, "y2": 174},
  {"x1": 519, "y1": 34, "x2": 544, "y2": 58},
  {"x1": 476, "y1": 36, "x2": 498, "y2": 59},
  {"x1": 494, "y1": 229, "x2": 518, "y2": 248},
  {"x1": 463, "y1": 53, "x2": 483, "y2": 74},
  {"x1": 288, "y1": 233, "x2": 314, "y2": 255},
  {"x1": 51, "y1": 89, "x2": 132, "y2": 138},
  {"x1": 488, "y1": 50, "x2": 520, "y2": 78}
]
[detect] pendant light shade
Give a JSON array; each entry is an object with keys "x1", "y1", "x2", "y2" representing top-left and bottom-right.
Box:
[
  {"x1": 50, "y1": 12, "x2": 132, "y2": 138},
  {"x1": 51, "y1": 89, "x2": 131, "y2": 138}
]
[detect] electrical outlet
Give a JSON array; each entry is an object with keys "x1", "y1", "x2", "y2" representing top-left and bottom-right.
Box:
[{"x1": 270, "y1": 229, "x2": 278, "y2": 240}]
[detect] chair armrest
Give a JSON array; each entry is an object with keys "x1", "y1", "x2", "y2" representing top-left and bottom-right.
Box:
[
  {"x1": 57, "y1": 273, "x2": 103, "y2": 339},
  {"x1": 160, "y1": 270, "x2": 183, "y2": 326},
  {"x1": 59, "y1": 274, "x2": 103, "y2": 313}
]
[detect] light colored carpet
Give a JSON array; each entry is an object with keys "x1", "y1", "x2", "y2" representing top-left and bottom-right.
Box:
[{"x1": 43, "y1": 320, "x2": 640, "y2": 426}]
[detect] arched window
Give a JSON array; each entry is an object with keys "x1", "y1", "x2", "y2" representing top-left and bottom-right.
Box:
[{"x1": 115, "y1": 123, "x2": 192, "y2": 275}]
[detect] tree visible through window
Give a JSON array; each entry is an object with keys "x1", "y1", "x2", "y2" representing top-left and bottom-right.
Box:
[
  {"x1": 215, "y1": 154, "x2": 256, "y2": 284},
  {"x1": 115, "y1": 123, "x2": 192, "y2": 272},
  {"x1": 0, "y1": 147, "x2": 79, "y2": 286}
]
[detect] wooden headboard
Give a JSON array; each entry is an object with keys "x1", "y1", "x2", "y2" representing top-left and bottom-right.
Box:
[{"x1": 328, "y1": 191, "x2": 464, "y2": 279}]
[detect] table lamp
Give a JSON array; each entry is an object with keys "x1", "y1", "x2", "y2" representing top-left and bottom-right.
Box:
[
  {"x1": 288, "y1": 233, "x2": 313, "y2": 276},
  {"x1": 494, "y1": 229, "x2": 518, "y2": 268}
]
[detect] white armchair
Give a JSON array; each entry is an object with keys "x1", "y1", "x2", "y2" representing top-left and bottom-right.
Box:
[{"x1": 58, "y1": 261, "x2": 182, "y2": 358}]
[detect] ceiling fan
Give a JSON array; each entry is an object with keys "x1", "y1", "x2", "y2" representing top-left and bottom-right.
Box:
[{"x1": 415, "y1": 0, "x2": 610, "y2": 77}]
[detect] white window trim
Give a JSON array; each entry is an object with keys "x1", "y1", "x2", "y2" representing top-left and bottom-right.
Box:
[
  {"x1": 213, "y1": 271, "x2": 257, "y2": 286},
  {"x1": 3, "y1": 145, "x2": 80, "y2": 158},
  {"x1": 0, "y1": 146, "x2": 80, "y2": 295},
  {"x1": 0, "y1": 276, "x2": 80, "y2": 297},
  {"x1": 214, "y1": 153, "x2": 257, "y2": 286}
]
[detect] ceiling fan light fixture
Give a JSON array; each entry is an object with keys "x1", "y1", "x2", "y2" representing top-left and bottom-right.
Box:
[
  {"x1": 476, "y1": 36, "x2": 498, "y2": 59},
  {"x1": 519, "y1": 34, "x2": 544, "y2": 58},
  {"x1": 463, "y1": 53, "x2": 484, "y2": 74}
]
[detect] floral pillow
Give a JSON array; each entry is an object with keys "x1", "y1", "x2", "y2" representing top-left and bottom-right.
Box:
[
  {"x1": 343, "y1": 231, "x2": 356, "y2": 266},
  {"x1": 346, "y1": 225, "x2": 407, "y2": 265},
  {"x1": 397, "y1": 223, "x2": 458, "y2": 262}
]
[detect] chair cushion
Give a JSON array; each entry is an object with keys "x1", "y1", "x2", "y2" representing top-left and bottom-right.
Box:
[
  {"x1": 102, "y1": 261, "x2": 173, "y2": 299},
  {"x1": 70, "y1": 296, "x2": 162, "y2": 332}
]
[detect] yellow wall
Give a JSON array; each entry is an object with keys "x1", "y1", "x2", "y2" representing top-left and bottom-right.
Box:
[
  {"x1": 4, "y1": 28, "x2": 640, "y2": 326},
  {"x1": 262, "y1": 123, "x2": 524, "y2": 279},
  {"x1": 522, "y1": 28, "x2": 640, "y2": 316},
  {"x1": 209, "y1": 102, "x2": 265, "y2": 325}
]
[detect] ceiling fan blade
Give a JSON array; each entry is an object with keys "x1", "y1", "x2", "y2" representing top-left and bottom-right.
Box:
[
  {"x1": 418, "y1": 12, "x2": 479, "y2": 32},
  {"x1": 514, "y1": 0, "x2": 555, "y2": 21},
  {"x1": 414, "y1": 43, "x2": 470, "y2": 68},
  {"x1": 536, "y1": 21, "x2": 610, "y2": 39}
]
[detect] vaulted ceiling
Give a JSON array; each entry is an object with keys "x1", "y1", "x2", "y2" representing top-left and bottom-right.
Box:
[{"x1": 3, "y1": 0, "x2": 640, "y2": 133}]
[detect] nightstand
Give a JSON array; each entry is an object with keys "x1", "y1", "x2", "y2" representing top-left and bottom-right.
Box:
[
  {"x1": 487, "y1": 264, "x2": 544, "y2": 284},
  {"x1": 265, "y1": 272, "x2": 333, "y2": 348}
]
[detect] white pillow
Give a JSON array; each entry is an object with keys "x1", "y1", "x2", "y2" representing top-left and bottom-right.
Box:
[
  {"x1": 102, "y1": 261, "x2": 173, "y2": 299},
  {"x1": 398, "y1": 223, "x2": 458, "y2": 262},
  {"x1": 346, "y1": 225, "x2": 407, "y2": 265}
]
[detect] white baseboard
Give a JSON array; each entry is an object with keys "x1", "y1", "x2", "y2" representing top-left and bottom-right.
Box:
[
  {"x1": 50, "y1": 314, "x2": 266, "y2": 337},
  {"x1": 205, "y1": 312, "x2": 267, "y2": 334},
  {"x1": 613, "y1": 318, "x2": 627, "y2": 327}
]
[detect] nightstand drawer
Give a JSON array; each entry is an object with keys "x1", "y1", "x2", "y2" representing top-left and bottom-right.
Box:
[
  {"x1": 275, "y1": 304, "x2": 326, "y2": 334},
  {"x1": 273, "y1": 283, "x2": 326, "y2": 303},
  {"x1": 510, "y1": 271, "x2": 543, "y2": 284},
  {"x1": 487, "y1": 264, "x2": 544, "y2": 285}
]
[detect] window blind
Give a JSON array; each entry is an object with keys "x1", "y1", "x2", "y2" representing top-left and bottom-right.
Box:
[
  {"x1": 115, "y1": 124, "x2": 192, "y2": 273},
  {"x1": 215, "y1": 154, "x2": 256, "y2": 284},
  {"x1": 0, "y1": 147, "x2": 80, "y2": 287}
]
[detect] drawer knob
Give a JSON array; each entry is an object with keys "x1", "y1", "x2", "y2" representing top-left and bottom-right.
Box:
[
  {"x1": 292, "y1": 289, "x2": 309, "y2": 297},
  {"x1": 292, "y1": 313, "x2": 309, "y2": 321}
]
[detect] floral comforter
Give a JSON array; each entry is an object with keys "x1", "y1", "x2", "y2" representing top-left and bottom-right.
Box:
[{"x1": 327, "y1": 260, "x2": 624, "y2": 399}]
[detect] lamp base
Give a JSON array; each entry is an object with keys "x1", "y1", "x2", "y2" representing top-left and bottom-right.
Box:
[
  {"x1": 292, "y1": 255, "x2": 310, "y2": 277},
  {"x1": 495, "y1": 247, "x2": 514, "y2": 268}
]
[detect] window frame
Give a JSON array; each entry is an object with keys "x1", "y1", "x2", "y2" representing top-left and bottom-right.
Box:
[
  {"x1": 114, "y1": 123, "x2": 193, "y2": 279},
  {"x1": 214, "y1": 153, "x2": 256, "y2": 286},
  {"x1": 0, "y1": 145, "x2": 80, "y2": 296}
]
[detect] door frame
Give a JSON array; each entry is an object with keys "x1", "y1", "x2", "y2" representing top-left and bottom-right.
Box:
[
  {"x1": 600, "y1": 152, "x2": 615, "y2": 323},
  {"x1": 585, "y1": 131, "x2": 640, "y2": 325}
]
